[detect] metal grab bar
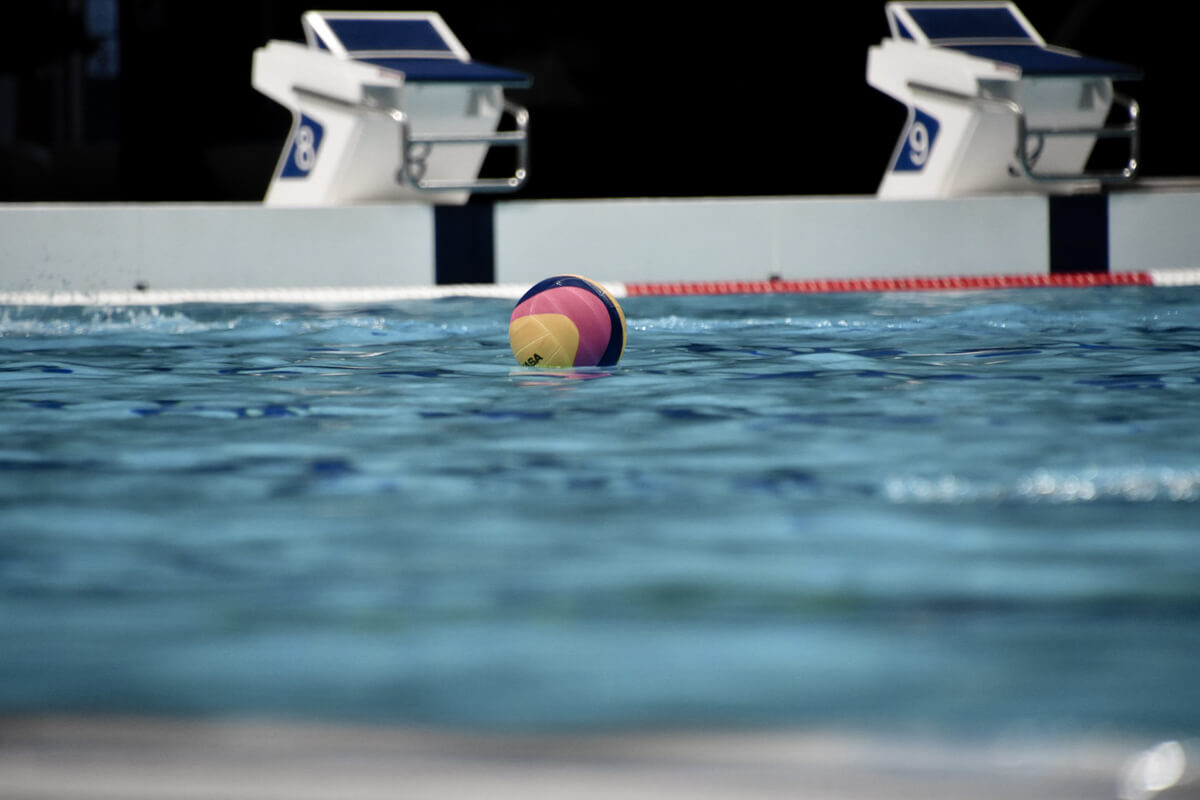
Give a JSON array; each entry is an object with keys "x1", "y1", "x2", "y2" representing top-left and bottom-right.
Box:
[
  {"x1": 401, "y1": 100, "x2": 529, "y2": 193},
  {"x1": 906, "y1": 80, "x2": 1139, "y2": 184},
  {"x1": 292, "y1": 85, "x2": 529, "y2": 193}
]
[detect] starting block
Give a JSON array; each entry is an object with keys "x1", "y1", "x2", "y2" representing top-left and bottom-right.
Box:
[
  {"x1": 867, "y1": 1, "x2": 1141, "y2": 198},
  {"x1": 252, "y1": 11, "x2": 531, "y2": 206}
]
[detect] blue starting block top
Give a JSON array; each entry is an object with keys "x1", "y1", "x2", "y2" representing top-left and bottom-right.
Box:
[
  {"x1": 304, "y1": 12, "x2": 531, "y2": 87},
  {"x1": 889, "y1": 2, "x2": 1141, "y2": 79}
]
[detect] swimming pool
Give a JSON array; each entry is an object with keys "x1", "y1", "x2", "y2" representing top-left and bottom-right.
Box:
[{"x1": 2, "y1": 286, "x2": 1198, "y2": 741}]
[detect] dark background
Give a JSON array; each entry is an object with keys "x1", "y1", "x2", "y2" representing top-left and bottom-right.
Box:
[{"x1": 1, "y1": 0, "x2": 1192, "y2": 203}]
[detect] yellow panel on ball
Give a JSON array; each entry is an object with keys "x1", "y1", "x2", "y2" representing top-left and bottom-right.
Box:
[{"x1": 509, "y1": 313, "x2": 580, "y2": 368}]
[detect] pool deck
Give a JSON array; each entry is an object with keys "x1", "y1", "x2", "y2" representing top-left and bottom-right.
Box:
[{"x1": 0, "y1": 715, "x2": 1181, "y2": 800}]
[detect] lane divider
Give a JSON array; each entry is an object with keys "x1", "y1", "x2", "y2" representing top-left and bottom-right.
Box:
[
  {"x1": 622, "y1": 272, "x2": 1158, "y2": 296},
  {"x1": 1, "y1": 271, "x2": 1197, "y2": 306}
]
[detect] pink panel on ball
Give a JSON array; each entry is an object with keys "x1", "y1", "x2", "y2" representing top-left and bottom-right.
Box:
[{"x1": 510, "y1": 286, "x2": 612, "y2": 366}]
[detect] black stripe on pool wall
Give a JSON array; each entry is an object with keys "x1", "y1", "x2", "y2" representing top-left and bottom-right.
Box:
[
  {"x1": 1049, "y1": 194, "x2": 1109, "y2": 273},
  {"x1": 434, "y1": 204, "x2": 495, "y2": 284}
]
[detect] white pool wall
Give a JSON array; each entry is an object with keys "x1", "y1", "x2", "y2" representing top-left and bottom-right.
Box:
[{"x1": 3, "y1": 189, "x2": 1200, "y2": 296}]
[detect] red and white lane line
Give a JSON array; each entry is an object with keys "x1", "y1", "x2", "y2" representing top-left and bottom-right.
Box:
[
  {"x1": 1147, "y1": 268, "x2": 1200, "y2": 287},
  {"x1": 621, "y1": 271, "x2": 1161, "y2": 296},
  {"x1": 2, "y1": 271, "x2": 1198, "y2": 305},
  {"x1": 618, "y1": 269, "x2": 1200, "y2": 296}
]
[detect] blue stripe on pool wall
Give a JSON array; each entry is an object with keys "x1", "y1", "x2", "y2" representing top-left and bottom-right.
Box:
[
  {"x1": 435, "y1": 204, "x2": 495, "y2": 285},
  {"x1": 1049, "y1": 194, "x2": 1109, "y2": 274}
]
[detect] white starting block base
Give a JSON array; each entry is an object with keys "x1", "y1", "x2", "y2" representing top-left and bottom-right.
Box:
[
  {"x1": 867, "y1": 2, "x2": 1140, "y2": 199},
  {"x1": 252, "y1": 12, "x2": 530, "y2": 207}
]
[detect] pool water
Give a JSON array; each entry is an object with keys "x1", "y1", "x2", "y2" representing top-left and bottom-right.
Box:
[{"x1": 2, "y1": 287, "x2": 1198, "y2": 738}]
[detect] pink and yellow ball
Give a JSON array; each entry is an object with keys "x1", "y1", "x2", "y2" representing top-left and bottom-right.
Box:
[{"x1": 509, "y1": 275, "x2": 626, "y2": 367}]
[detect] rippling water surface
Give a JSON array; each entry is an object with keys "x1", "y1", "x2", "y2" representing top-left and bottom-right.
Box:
[{"x1": 2, "y1": 287, "x2": 1198, "y2": 736}]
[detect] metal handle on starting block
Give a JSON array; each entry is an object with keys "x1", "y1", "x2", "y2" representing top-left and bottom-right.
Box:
[
  {"x1": 292, "y1": 85, "x2": 529, "y2": 194},
  {"x1": 907, "y1": 81, "x2": 1140, "y2": 184},
  {"x1": 400, "y1": 100, "x2": 529, "y2": 193}
]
